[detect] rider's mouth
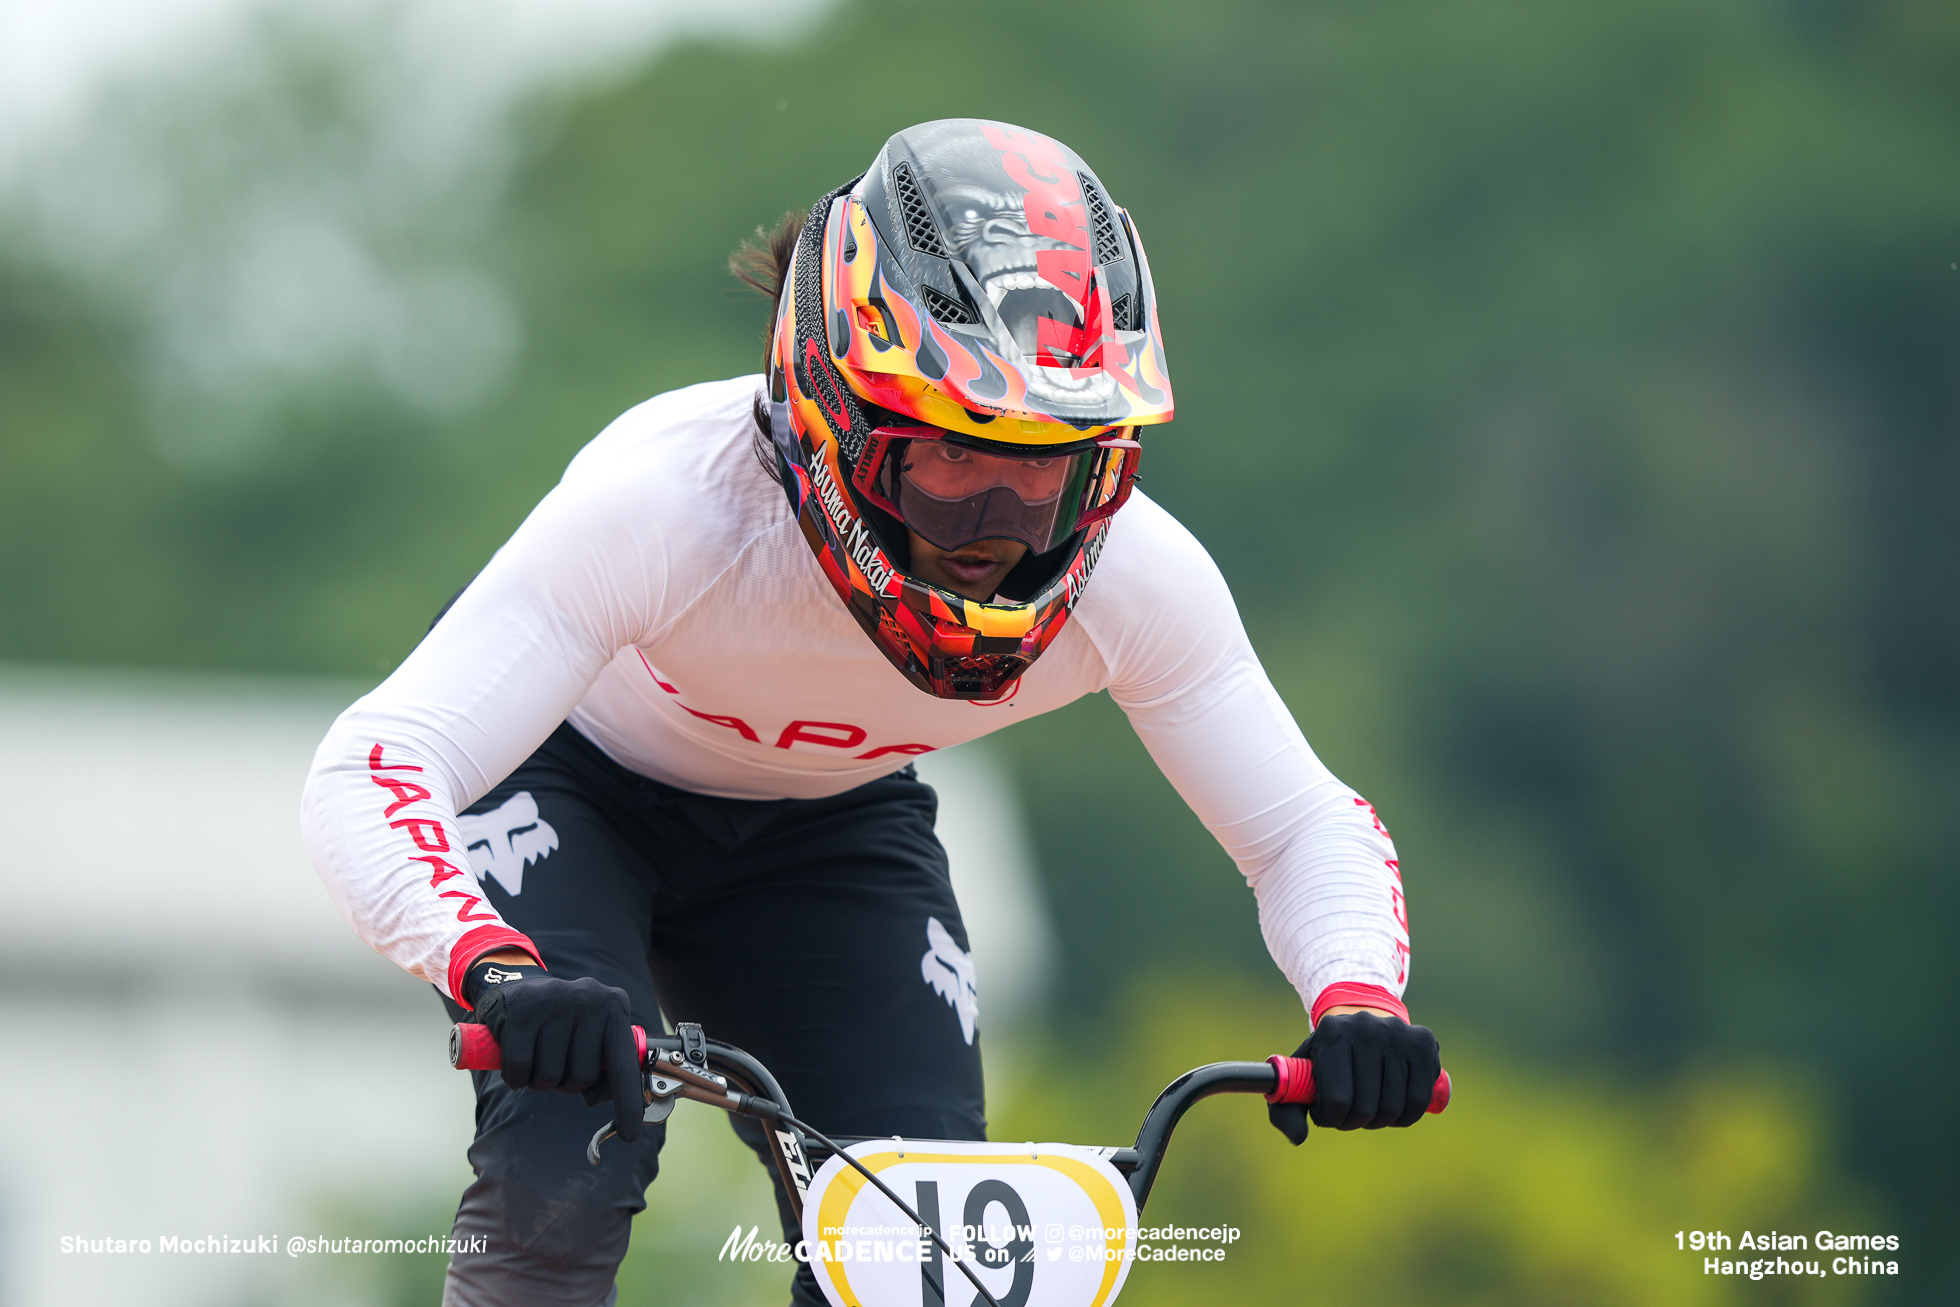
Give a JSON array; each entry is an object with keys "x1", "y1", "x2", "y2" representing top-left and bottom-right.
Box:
[{"x1": 940, "y1": 551, "x2": 1007, "y2": 585}]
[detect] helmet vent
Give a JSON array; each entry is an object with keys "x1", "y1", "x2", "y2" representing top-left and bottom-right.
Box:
[
  {"x1": 919, "y1": 284, "x2": 978, "y2": 326},
  {"x1": 1111, "y1": 292, "x2": 1137, "y2": 332},
  {"x1": 793, "y1": 192, "x2": 871, "y2": 461},
  {"x1": 892, "y1": 162, "x2": 949, "y2": 258},
  {"x1": 1080, "y1": 174, "x2": 1124, "y2": 266}
]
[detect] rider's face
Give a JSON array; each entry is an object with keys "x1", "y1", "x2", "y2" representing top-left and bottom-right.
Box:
[{"x1": 906, "y1": 531, "x2": 1028, "y2": 602}]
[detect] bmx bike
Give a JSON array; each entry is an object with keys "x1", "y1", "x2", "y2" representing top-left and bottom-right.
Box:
[{"x1": 452, "y1": 1019, "x2": 1448, "y2": 1307}]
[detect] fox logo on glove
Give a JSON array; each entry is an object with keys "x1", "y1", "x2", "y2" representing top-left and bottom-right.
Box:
[{"x1": 457, "y1": 791, "x2": 559, "y2": 897}]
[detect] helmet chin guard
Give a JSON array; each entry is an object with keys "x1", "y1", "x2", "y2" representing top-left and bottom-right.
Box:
[{"x1": 767, "y1": 120, "x2": 1173, "y2": 700}]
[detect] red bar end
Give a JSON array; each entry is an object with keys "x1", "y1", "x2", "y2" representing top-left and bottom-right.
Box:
[
  {"x1": 1265, "y1": 1054, "x2": 1316, "y2": 1105},
  {"x1": 450, "y1": 1023, "x2": 502, "y2": 1071}
]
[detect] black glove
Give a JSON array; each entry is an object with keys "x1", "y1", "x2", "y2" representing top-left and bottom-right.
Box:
[
  {"x1": 1266, "y1": 1012, "x2": 1441, "y2": 1144},
  {"x1": 465, "y1": 960, "x2": 644, "y2": 1143}
]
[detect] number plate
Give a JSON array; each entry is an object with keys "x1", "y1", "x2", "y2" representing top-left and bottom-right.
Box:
[{"x1": 800, "y1": 1140, "x2": 1139, "y2": 1307}]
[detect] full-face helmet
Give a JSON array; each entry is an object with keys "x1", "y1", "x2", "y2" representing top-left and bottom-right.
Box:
[{"x1": 767, "y1": 119, "x2": 1174, "y2": 699}]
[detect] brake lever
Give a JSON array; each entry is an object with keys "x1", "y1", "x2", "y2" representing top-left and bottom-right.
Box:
[{"x1": 586, "y1": 1050, "x2": 719, "y2": 1164}]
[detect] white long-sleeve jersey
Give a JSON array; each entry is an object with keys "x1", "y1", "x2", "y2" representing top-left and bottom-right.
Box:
[{"x1": 300, "y1": 376, "x2": 1413, "y2": 1016}]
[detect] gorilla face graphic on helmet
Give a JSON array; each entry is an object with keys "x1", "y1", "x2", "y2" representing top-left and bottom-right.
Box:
[
  {"x1": 932, "y1": 178, "x2": 1120, "y2": 412},
  {"x1": 868, "y1": 119, "x2": 1149, "y2": 417}
]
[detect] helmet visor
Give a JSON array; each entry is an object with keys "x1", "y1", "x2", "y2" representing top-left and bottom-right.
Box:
[{"x1": 893, "y1": 440, "x2": 1094, "y2": 554}]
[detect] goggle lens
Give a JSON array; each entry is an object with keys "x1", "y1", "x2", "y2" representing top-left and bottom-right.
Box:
[
  {"x1": 848, "y1": 426, "x2": 1140, "y2": 558},
  {"x1": 899, "y1": 443, "x2": 1073, "y2": 506},
  {"x1": 895, "y1": 440, "x2": 1090, "y2": 554}
]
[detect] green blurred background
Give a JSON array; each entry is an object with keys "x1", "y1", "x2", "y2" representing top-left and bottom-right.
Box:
[{"x1": 3, "y1": 0, "x2": 1953, "y2": 1302}]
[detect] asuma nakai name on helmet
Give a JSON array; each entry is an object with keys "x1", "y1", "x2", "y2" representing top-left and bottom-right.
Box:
[
  {"x1": 808, "y1": 454, "x2": 896, "y2": 593},
  {"x1": 1060, "y1": 522, "x2": 1108, "y2": 608}
]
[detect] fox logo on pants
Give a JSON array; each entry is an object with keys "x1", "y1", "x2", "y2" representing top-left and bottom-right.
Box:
[
  {"x1": 457, "y1": 792, "x2": 559, "y2": 896},
  {"x1": 921, "y1": 916, "x2": 979, "y2": 1045}
]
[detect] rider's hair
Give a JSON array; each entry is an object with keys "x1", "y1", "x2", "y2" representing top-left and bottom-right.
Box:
[{"x1": 731, "y1": 209, "x2": 806, "y2": 485}]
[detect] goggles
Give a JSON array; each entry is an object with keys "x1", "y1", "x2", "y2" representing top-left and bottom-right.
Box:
[{"x1": 853, "y1": 425, "x2": 1142, "y2": 555}]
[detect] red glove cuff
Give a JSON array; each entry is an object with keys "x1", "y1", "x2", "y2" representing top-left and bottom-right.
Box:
[
  {"x1": 1310, "y1": 982, "x2": 1409, "y2": 1026},
  {"x1": 446, "y1": 925, "x2": 545, "y2": 1010}
]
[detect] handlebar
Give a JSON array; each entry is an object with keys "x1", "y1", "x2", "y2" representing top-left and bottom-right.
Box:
[
  {"x1": 447, "y1": 1024, "x2": 1447, "y2": 1114},
  {"x1": 1118, "y1": 1054, "x2": 1450, "y2": 1207},
  {"x1": 448, "y1": 1020, "x2": 1448, "y2": 1211},
  {"x1": 450, "y1": 1018, "x2": 1450, "y2": 1113}
]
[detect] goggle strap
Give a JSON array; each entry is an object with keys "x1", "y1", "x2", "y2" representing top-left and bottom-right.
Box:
[{"x1": 1073, "y1": 444, "x2": 1141, "y2": 533}]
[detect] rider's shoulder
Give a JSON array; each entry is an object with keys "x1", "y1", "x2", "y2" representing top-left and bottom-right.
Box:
[
  {"x1": 560, "y1": 375, "x2": 771, "y2": 500},
  {"x1": 544, "y1": 375, "x2": 784, "y2": 542},
  {"x1": 1070, "y1": 492, "x2": 1245, "y2": 681},
  {"x1": 1089, "y1": 490, "x2": 1228, "y2": 599}
]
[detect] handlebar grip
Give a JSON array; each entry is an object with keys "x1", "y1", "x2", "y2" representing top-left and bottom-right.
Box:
[
  {"x1": 1265, "y1": 1055, "x2": 1451, "y2": 1115},
  {"x1": 448, "y1": 1023, "x2": 650, "y2": 1072}
]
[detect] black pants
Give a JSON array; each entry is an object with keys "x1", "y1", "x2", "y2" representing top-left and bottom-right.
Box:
[{"x1": 436, "y1": 723, "x2": 988, "y2": 1307}]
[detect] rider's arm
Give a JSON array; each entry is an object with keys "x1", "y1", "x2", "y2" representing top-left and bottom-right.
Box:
[
  {"x1": 1073, "y1": 494, "x2": 1413, "y2": 1024},
  {"x1": 300, "y1": 415, "x2": 681, "y2": 1007}
]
